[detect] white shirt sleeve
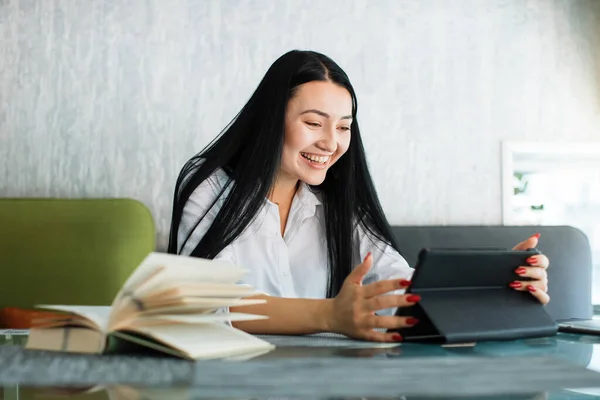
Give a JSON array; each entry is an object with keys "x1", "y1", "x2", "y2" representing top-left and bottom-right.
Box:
[
  {"x1": 354, "y1": 224, "x2": 414, "y2": 315},
  {"x1": 177, "y1": 169, "x2": 235, "y2": 265},
  {"x1": 177, "y1": 169, "x2": 235, "y2": 320}
]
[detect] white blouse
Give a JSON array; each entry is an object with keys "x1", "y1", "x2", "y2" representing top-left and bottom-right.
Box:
[{"x1": 178, "y1": 168, "x2": 413, "y2": 307}]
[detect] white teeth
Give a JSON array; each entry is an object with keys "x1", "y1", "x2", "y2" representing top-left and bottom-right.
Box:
[{"x1": 301, "y1": 153, "x2": 330, "y2": 164}]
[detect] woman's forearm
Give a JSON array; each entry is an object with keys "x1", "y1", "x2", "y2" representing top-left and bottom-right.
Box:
[{"x1": 230, "y1": 295, "x2": 335, "y2": 335}]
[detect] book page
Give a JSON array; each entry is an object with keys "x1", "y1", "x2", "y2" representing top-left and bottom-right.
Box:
[
  {"x1": 123, "y1": 323, "x2": 275, "y2": 360},
  {"x1": 112, "y1": 298, "x2": 266, "y2": 328},
  {"x1": 110, "y1": 253, "x2": 167, "y2": 309},
  {"x1": 109, "y1": 252, "x2": 248, "y2": 327},
  {"x1": 133, "y1": 255, "x2": 247, "y2": 299},
  {"x1": 142, "y1": 283, "x2": 259, "y2": 303},
  {"x1": 31, "y1": 316, "x2": 98, "y2": 330},
  {"x1": 36, "y1": 305, "x2": 112, "y2": 332},
  {"x1": 129, "y1": 312, "x2": 268, "y2": 327},
  {"x1": 138, "y1": 298, "x2": 266, "y2": 315}
]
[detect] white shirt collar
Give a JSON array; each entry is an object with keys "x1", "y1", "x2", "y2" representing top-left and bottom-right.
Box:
[
  {"x1": 264, "y1": 182, "x2": 322, "y2": 209},
  {"x1": 296, "y1": 182, "x2": 322, "y2": 208},
  {"x1": 262, "y1": 182, "x2": 321, "y2": 229}
]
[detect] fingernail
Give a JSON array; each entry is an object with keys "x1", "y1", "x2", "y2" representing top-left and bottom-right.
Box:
[
  {"x1": 364, "y1": 252, "x2": 372, "y2": 262},
  {"x1": 526, "y1": 257, "x2": 537, "y2": 264},
  {"x1": 509, "y1": 281, "x2": 522, "y2": 289},
  {"x1": 399, "y1": 279, "x2": 411, "y2": 288},
  {"x1": 393, "y1": 334, "x2": 403, "y2": 341},
  {"x1": 527, "y1": 285, "x2": 536, "y2": 292},
  {"x1": 532, "y1": 233, "x2": 541, "y2": 239},
  {"x1": 406, "y1": 318, "x2": 419, "y2": 325},
  {"x1": 515, "y1": 267, "x2": 527, "y2": 275},
  {"x1": 406, "y1": 295, "x2": 421, "y2": 303}
]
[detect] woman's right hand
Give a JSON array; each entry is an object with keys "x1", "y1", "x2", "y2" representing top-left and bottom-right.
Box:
[{"x1": 325, "y1": 252, "x2": 420, "y2": 342}]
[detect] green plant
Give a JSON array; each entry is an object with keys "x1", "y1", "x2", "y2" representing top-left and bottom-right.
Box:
[{"x1": 513, "y1": 171, "x2": 529, "y2": 195}]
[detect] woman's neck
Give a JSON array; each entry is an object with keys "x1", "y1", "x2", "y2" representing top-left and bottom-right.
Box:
[
  {"x1": 269, "y1": 176, "x2": 299, "y2": 206},
  {"x1": 269, "y1": 175, "x2": 299, "y2": 237}
]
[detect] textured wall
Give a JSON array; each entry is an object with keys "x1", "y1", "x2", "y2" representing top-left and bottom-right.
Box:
[{"x1": 1, "y1": 0, "x2": 599, "y2": 250}]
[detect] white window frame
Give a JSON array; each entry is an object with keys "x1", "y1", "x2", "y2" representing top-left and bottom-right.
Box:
[{"x1": 501, "y1": 141, "x2": 600, "y2": 225}]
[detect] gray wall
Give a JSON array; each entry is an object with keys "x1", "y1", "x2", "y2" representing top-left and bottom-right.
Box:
[{"x1": 1, "y1": 0, "x2": 599, "y2": 250}]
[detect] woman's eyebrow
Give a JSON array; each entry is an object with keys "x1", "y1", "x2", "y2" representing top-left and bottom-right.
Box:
[{"x1": 300, "y1": 109, "x2": 353, "y2": 120}]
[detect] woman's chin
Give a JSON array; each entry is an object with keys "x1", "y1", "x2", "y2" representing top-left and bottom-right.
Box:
[{"x1": 299, "y1": 170, "x2": 327, "y2": 186}]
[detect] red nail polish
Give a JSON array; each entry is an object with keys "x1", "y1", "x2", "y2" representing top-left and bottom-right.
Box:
[
  {"x1": 532, "y1": 233, "x2": 541, "y2": 238},
  {"x1": 526, "y1": 257, "x2": 537, "y2": 264},
  {"x1": 515, "y1": 267, "x2": 527, "y2": 275},
  {"x1": 406, "y1": 318, "x2": 419, "y2": 325},
  {"x1": 399, "y1": 279, "x2": 411, "y2": 288},
  {"x1": 392, "y1": 334, "x2": 403, "y2": 341},
  {"x1": 406, "y1": 295, "x2": 421, "y2": 303},
  {"x1": 509, "y1": 281, "x2": 522, "y2": 289},
  {"x1": 527, "y1": 285, "x2": 536, "y2": 292}
]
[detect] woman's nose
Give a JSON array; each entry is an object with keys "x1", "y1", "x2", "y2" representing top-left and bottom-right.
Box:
[{"x1": 317, "y1": 128, "x2": 337, "y2": 152}]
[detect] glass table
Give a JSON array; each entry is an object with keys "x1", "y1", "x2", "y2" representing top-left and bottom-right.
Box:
[{"x1": 3, "y1": 330, "x2": 600, "y2": 399}]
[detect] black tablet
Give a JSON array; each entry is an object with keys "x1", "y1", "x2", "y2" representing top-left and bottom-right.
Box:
[
  {"x1": 409, "y1": 248, "x2": 539, "y2": 290},
  {"x1": 390, "y1": 248, "x2": 557, "y2": 343}
]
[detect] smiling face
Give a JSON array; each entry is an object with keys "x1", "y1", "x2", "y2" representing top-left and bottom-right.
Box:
[{"x1": 279, "y1": 80, "x2": 353, "y2": 186}]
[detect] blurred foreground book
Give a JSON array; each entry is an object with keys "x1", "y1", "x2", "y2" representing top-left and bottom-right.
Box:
[{"x1": 25, "y1": 252, "x2": 275, "y2": 360}]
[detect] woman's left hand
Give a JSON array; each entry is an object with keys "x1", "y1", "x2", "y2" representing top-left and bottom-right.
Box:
[{"x1": 510, "y1": 233, "x2": 550, "y2": 304}]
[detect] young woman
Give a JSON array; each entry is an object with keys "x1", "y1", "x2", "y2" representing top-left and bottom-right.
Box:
[{"x1": 168, "y1": 50, "x2": 550, "y2": 342}]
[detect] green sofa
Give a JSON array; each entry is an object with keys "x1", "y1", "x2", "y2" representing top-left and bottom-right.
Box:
[{"x1": 0, "y1": 198, "x2": 156, "y2": 317}]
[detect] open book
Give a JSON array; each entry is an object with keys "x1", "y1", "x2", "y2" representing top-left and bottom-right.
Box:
[{"x1": 25, "y1": 252, "x2": 275, "y2": 360}]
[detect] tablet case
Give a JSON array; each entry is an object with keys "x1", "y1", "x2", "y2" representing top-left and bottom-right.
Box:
[{"x1": 391, "y1": 249, "x2": 558, "y2": 343}]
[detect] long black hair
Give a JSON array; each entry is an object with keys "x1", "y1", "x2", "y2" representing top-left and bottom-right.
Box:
[{"x1": 168, "y1": 50, "x2": 401, "y2": 297}]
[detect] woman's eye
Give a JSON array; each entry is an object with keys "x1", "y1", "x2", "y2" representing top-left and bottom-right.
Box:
[
  {"x1": 339, "y1": 126, "x2": 351, "y2": 131},
  {"x1": 305, "y1": 122, "x2": 321, "y2": 127}
]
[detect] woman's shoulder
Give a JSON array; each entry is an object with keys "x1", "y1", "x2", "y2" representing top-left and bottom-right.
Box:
[
  {"x1": 206, "y1": 167, "x2": 231, "y2": 189},
  {"x1": 187, "y1": 167, "x2": 233, "y2": 204}
]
